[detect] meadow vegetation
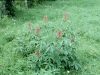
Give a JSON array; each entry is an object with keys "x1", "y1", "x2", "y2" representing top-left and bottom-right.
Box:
[{"x1": 0, "y1": 0, "x2": 100, "y2": 75}]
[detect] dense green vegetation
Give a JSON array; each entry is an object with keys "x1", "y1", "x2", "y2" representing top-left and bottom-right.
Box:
[
  {"x1": 0, "y1": 0, "x2": 56, "y2": 16},
  {"x1": 0, "y1": 0, "x2": 100, "y2": 75}
]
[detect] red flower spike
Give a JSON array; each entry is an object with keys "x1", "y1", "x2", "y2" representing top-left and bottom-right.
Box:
[
  {"x1": 43, "y1": 15, "x2": 48, "y2": 22},
  {"x1": 63, "y1": 12, "x2": 67, "y2": 21},
  {"x1": 71, "y1": 35, "x2": 75, "y2": 41},
  {"x1": 35, "y1": 26, "x2": 39, "y2": 35},
  {"x1": 28, "y1": 22, "x2": 32, "y2": 30},
  {"x1": 35, "y1": 50, "x2": 40, "y2": 56},
  {"x1": 56, "y1": 30, "x2": 62, "y2": 37}
]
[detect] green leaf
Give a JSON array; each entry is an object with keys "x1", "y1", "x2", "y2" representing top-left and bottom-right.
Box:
[{"x1": 75, "y1": 64, "x2": 79, "y2": 70}]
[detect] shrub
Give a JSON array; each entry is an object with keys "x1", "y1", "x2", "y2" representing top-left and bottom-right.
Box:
[
  {"x1": 29, "y1": 29, "x2": 80, "y2": 71},
  {"x1": 14, "y1": 14, "x2": 80, "y2": 73}
]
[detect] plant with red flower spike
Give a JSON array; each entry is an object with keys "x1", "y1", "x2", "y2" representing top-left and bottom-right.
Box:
[
  {"x1": 35, "y1": 50, "x2": 40, "y2": 56},
  {"x1": 63, "y1": 12, "x2": 67, "y2": 21},
  {"x1": 35, "y1": 26, "x2": 39, "y2": 35},
  {"x1": 43, "y1": 15, "x2": 48, "y2": 22},
  {"x1": 28, "y1": 22, "x2": 32, "y2": 30},
  {"x1": 56, "y1": 30, "x2": 62, "y2": 37}
]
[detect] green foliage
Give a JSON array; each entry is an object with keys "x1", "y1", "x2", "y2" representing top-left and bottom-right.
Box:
[
  {"x1": 14, "y1": 19, "x2": 80, "y2": 72},
  {"x1": 4, "y1": 0, "x2": 15, "y2": 16},
  {"x1": 0, "y1": 1, "x2": 1, "y2": 21},
  {"x1": 38, "y1": 0, "x2": 56, "y2": 3},
  {"x1": 1, "y1": 0, "x2": 100, "y2": 75},
  {"x1": 0, "y1": 15, "x2": 9, "y2": 27},
  {"x1": 26, "y1": 0, "x2": 56, "y2": 7},
  {"x1": 1, "y1": 0, "x2": 56, "y2": 17}
]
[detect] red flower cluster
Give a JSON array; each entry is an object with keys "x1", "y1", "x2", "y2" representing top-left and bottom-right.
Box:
[
  {"x1": 35, "y1": 26, "x2": 39, "y2": 35},
  {"x1": 28, "y1": 22, "x2": 32, "y2": 30},
  {"x1": 43, "y1": 15, "x2": 48, "y2": 22},
  {"x1": 56, "y1": 30, "x2": 62, "y2": 37},
  {"x1": 35, "y1": 50, "x2": 40, "y2": 56},
  {"x1": 63, "y1": 12, "x2": 67, "y2": 21}
]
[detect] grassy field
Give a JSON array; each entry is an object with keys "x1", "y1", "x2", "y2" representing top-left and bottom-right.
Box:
[{"x1": 0, "y1": 0, "x2": 100, "y2": 75}]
